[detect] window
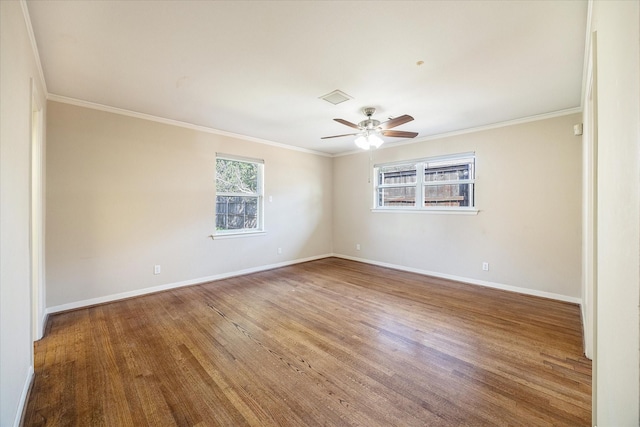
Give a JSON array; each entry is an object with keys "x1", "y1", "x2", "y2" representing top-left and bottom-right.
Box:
[
  {"x1": 374, "y1": 153, "x2": 475, "y2": 211},
  {"x1": 215, "y1": 155, "x2": 264, "y2": 234}
]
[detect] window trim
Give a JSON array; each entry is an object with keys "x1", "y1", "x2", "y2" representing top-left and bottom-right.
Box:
[
  {"x1": 214, "y1": 153, "x2": 265, "y2": 237},
  {"x1": 373, "y1": 152, "x2": 477, "y2": 214}
]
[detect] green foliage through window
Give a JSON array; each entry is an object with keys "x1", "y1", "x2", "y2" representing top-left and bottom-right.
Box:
[
  {"x1": 215, "y1": 157, "x2": 263, "y2": 232},
  {"x1": 216, "y1": 158, "x2": 258, "y2": 194}
]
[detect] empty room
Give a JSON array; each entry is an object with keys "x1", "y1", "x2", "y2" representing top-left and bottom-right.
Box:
[{"x1": 2, "y1": 1, "x2": 639, "y2": 426}]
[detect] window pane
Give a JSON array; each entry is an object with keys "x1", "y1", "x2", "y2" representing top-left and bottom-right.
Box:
[
  {"x1": 379, "y1": 164, "x2": 417, "y2": 185},
  {"x1": 216, "y1": 159, "x2": 258, "y2": 194},
  {"x1": 374, "y1": 154, "x2": 475, "y2": 211},
  {"x1": 216, "y1": 196, "x2": 258, "y2": 230},
  {"x1": 424, "y1": 184, "x2": 472, "y2": 207},
  {"x1": 379, "y1": 187, "x2": 416, "y2": 207},
  {"x1": 424, "y1": 163, "x2": 471, "y2": 182}
]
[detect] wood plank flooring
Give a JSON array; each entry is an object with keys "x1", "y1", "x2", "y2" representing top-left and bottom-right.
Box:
[{"x1": 23, "y1": 258, "x2": 591, "y2": 426}]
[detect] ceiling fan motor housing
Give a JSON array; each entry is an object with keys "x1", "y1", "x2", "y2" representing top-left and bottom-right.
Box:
[
  {"x1": 360, "y1": 119, "x2": 381, "y2": 130},
  {"x1": 360, "y1": 107, "x2": 381, "y2": 130}
]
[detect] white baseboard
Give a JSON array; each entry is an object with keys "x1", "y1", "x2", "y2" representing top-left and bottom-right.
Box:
[
  {"x1": 45, "y1": 252, "x2": 581, "y2": 316},
  {"x1": 45, "y1": 253, "x2": 333, "y2": 315},
  {"x1": 332, "y1": 253, "x2": 582, "y2": 305},
  {"x1": 14, "y1": 365, "x2": 34, "y2": 427}
]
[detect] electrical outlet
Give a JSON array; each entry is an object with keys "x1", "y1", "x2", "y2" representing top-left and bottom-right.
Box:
[
  {"x1": 154, "y1": 265, "x2": 161, "y2": 275},
  {"x1": 482, "y1": 262, "x2": 489, "y2": 271},
  {"x1": 356, "y1": 244, "x2": 361, "y2": 251},
  {"x1": 277, "y1": 247, "x2": 282, "y2": 255}
]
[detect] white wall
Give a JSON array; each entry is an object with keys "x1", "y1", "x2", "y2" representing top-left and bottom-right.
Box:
[
  {"x1": 45, "y1": 101, "x2": 333, "y2": 310},
  {"x1": 590, "y1": 0, "x2": 640, "y2": 425},
  {"x1": 333, "y1": 113, "x2": 583, "y2": 301},
  {"x1": 0, "y1": 1, "x2": 47, "y2": 426}
]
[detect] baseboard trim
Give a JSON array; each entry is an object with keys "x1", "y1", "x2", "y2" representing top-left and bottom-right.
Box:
[
  {"x1": 332, "y1": 253, "x2": 582, "y2": 305},
  {"x1": 45, "y1": 254, "x2": 333, "y2": 315},
  {"x1": 15, "y1": 365, "x2": 34, "y2": 427},
  {"x1": 45, "y1": 252, "x2": 581, "y2": 315}
]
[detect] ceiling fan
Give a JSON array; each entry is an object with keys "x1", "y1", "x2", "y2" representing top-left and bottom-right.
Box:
[{"x1": 321, "y1": 107, "x2": 418, "y2": 150}]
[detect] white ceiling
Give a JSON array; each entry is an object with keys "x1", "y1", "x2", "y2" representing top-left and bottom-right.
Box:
[{"x1": 26, "y1": 0, "x2": 588, "y2": 155}]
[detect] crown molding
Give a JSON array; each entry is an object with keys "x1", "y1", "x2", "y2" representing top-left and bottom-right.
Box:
[
  {"x1": 46, "y1": 94, "x2": 332, "y2": 158},
  {"x1": 333, "y1": 106, "x2": 583, "y2": 157},
  {"x1": 580, "y1": 0, "x2": 594, "y2": 110},
  {"x1": 47, "y1": 94, "x2": 581, "y2": 160},
  {"x1": 20, "y1": 0, "x2": 48, "y2": 95}
]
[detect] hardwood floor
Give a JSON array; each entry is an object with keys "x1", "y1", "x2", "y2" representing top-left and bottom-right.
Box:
[{"x1": 23, "y1": 258, "x2": 591, "y2": 426}]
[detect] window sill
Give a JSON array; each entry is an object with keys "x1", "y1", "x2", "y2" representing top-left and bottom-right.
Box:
[
  {"x1": 371, "y1": 208, "x2": 479, "y2": 215},
  {"x1": 210, "y1": 231, "x2": 267, "y2": 240}
]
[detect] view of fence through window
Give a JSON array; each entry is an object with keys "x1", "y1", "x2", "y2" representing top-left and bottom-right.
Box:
[
  {"x1": 215, "y1": 157, "x2": 262, "y2": 231},
  {"x1": 376, "y1": 155, "x2": 475, "y2": 209},
  {"x1": 378, "y1": 164, "x2": 417, "y2": 207},
  {"x1": 424, "y1": 163, "x2": 472, "y2": 207}
]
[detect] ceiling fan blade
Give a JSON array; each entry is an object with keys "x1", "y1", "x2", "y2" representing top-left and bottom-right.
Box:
[
  {"x1": 321, "y1": 132, "x2": 360, "y2": 140},
  {"x1": 379, "y1": 114, "x2": 414, "y2": 130},
  {"x1": 381, "y1": 130, "x2": 419, "y2": 138},
  {"x1": 334, "y1": 118, "x2": 361, "y2": 130}
]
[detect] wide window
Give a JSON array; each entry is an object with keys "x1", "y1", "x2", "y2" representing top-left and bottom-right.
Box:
[
  {"x1": 374, "y1": 153, "x2": 475, "y2": 211},
  {"x1": 215, "y1": 154, "x2": 264, "y2": 234}
]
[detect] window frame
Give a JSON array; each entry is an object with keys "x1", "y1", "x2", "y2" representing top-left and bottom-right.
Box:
[
  {"x1": 373, "y1": 152, "x2": 477, "y2": 214},
  {"x1": 214, "y1": 153, "x2": 265, "y2": 237}
]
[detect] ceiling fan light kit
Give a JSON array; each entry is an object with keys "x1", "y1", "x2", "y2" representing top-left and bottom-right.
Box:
[
  {"x1": 355, "y1": 132, "x2": 384, "y2": 150},
  {"x1": 322, "y1": 107, "x2": 418, "y2": 150}
]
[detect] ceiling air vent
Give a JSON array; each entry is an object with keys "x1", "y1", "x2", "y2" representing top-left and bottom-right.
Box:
[{"x1": 319, "y1": 90, "x2": 352, "y2": 105}]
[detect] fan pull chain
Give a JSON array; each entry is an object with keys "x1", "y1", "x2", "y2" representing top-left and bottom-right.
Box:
[{"x1": 368, "y1": 149, "x2": 373, "y2": 184}]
